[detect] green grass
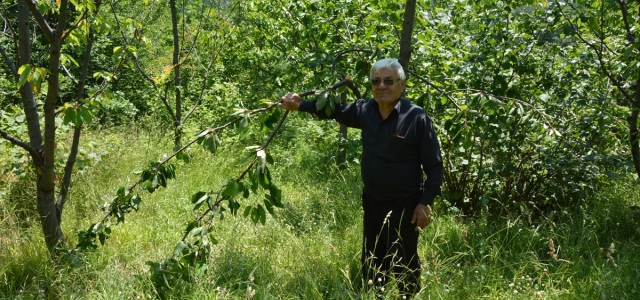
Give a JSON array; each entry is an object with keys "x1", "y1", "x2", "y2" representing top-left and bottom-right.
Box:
[{"x1": 1, "y1": 127, "x2": 639, "y2": 299}]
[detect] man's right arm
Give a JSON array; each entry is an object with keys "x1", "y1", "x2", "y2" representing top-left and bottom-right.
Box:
[{"x1": 279, "y1": 93, "x2": 364, "y2": 128}]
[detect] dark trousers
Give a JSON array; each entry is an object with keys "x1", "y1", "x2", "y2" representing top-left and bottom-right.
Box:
[{"x1": 361, "y1": 191, "x2": 422, "y2": 296}]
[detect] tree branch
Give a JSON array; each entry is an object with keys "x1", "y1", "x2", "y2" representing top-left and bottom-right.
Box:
[
  {"x1": 332, "y1": 48, "x2": 373, "y2": 75},
  {"x1": 61, "y1": 63, "x2": 78, "y2": 86},
  {"x1": 406, "y1": 69, "x2": 462, "y2": 111},
  {"x1": 616, "y1": 0, "x2": 635, "y2": 46},
  {"x1": 0, "y1": 126, "x2": 40, "y2": 162},
  {"x1": 0, "y1": 44, "x2": 17, "y2": 78},
  {"x1": 56, "y1": 26, "x2": 97, "y2": 219},
  {"x1": 56, "y1": 125, "x2": 81, "y2": 220},
  {"x1": 182, "y1": 56, "x2": 214, "y2": 123},
  {"x1": 60, "y1": 9, "x2": 88, "y2": 42}
]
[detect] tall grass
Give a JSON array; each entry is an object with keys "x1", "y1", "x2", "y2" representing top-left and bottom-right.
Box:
[{"x1": 1, "y1": 127, "x2": 638, "y2": 299}]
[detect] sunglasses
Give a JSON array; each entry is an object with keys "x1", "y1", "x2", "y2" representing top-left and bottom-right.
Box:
[{"x1": 370, "y1": 79, "x2": 401, "y2": 86}]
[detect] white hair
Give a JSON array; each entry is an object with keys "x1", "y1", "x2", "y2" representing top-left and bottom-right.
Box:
[{"x1": 370, "y1": 58, "x2": 406, "y2": 80}]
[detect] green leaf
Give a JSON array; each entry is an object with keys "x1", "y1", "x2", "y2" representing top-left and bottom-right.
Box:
[
  {"x1": 315, "y1": 89, "x2": 329, "y2": 111},
  {"x1": 243, "y1": 205, "x2": 252, "y2": 217},
  {"x1": 113, "y1": 46, "x2": 124, "y2": 61},
  {"x1": 145, "y1": 180, "x2": 156, "y2": 193},
  {"x1": 268, "y1": 183, "x2": 283, "y2": 207},
  {"x1": 17, "y1": 64, "x2": 32, "y2": 88},
  {"x1": 259, "y1": 167, "x2": 270, "y2": 189},
  {"x1": 193, "y1": 193, "x2": 209, "y2": 211},
  {"x1": 250, "y1": 169, "x2": 259, "y2": 192},
  {"x1": 263, "y1": 198, "x2": 275, "y2": 215},
  {"x1": 202, "y1": 135, "x2": 218, "y2": 153},
  {"x1": 222, "y1": 182, "x2": 244, "y2": 198},
  {"x1": 176, "y1": 150, "x2": 191, "y2": 163},
  {"x1": 191, "y1": 191, "x2": 207, "y2": 204},
  {"x1": 63, "y1": 108, "x2": 78, "y2": 126},
  {"x1": 228, "y1": 199, "x2": 240, "y2": 215},
  {"x1": 185, "y1": 221, "x2": 197, "y2": 235},
  {"x1": 191, "y1": 227, "x2": 205, "y2": 237},
  {"x1": 77, "y1": 106, "x2": 93, "y2": 125},
  {"x1": 173, "y1": 241, "x2": 188, "y2": 256},
  {"x1": 257, "y1": 204, "x2": 266, "y2": 225}
]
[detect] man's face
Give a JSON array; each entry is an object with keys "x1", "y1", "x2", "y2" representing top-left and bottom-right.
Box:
[{"x1": 371, "y1": 68, "x2": 405, "y2": 106}]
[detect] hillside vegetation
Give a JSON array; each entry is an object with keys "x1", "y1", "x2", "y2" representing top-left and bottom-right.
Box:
[
  {"x1": 1, "y1": 128, "x2": 638, "y2": 299},
  {"x1": 2, "y1": 0, "x2": 640, "y2": 298}
]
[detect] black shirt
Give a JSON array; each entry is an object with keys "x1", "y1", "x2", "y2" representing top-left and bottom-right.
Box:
[{"x1": 299, "y1": 98, "x2": 443, "y2": 206}]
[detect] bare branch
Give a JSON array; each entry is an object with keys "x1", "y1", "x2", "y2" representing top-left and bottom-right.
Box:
[
  {"x1": 182, "y1": 57, "x2": 213, "y2": 123},
  {"x1": 56, "y1": 125, "x2": 81, "y2": 220},
  {"x1": 0, "y1": 44, "x2": 17, "y2": 78},
  {"x1": 61, "y1": 63, "x2": 78, "y2": 86},
  {"x1": 160, "y1": 81, "x2": 177, "y2": 122},
  {"x1": 0, "y1": 126, "x2": 40, "y2": 162}
]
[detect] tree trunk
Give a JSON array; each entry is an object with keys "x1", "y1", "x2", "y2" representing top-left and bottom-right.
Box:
[
  {"x1": 631, "y1": 76, "x2": 640, "y2": 179},
  {"x1": 18, "y1": 0, "x2": 63, "y2": 253},
  {"x1": 398, "y1": 0, "x2": 416, "y2": 69},
  {"x1": 24, "y1": 0, "x2": 70, "y2": 253},
  {"x1": 170, "y1": 0, "x2": 182, "y2": 147},
  {"x1": 17, "y1": 0, "x2": 42, "y2": 155},
  {"x1": 57, "y1": 28, "x2": 96, "y2": 220}
]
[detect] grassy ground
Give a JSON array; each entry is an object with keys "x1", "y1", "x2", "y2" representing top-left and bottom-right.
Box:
[{"x1": 1, "y1": 127, "x2": 639, "y2": 299}]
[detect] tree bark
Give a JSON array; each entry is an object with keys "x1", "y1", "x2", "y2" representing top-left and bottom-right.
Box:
[
  {"x1": 57, "y1": 29, "x2": 95, "y2": 220},
  {"x1": 398, "y1": 0, "x2": 416, "y2": 69},
  {"x1": 631, "y1": 76, "x2": 640, "y2": 179},
  {"x1": 170, "y1": 0, "x2": 182, "y2": 147},
  {"x1": 24, "y1": 0, "x2": 70, "y2": 253},
  {"x1": 17, "y1": 0, "x2": 43, "y2": 161}
]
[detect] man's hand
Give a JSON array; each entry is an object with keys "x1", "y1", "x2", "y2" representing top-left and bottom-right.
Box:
[
  {"x1": 279, "y1": 93, "x2": 301, "y2": 111},
  {"x1": 411, "y1": 204, "x2": 432, "y2": 232}
]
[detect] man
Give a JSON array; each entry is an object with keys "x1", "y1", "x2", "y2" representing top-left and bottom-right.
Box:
[{"x1": 279, "y1": 58, "x2": 443, "y2": 296}]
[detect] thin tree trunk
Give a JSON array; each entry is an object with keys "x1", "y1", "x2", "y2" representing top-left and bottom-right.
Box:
[
  {"x1": 17, "y1": 0, "x2": 42, "y2": 157},
  {"x1": 398, "y1": 0, "x2": 416, "y2": 69},
  {"x1": 631, "y1": 76, "x2": 640, "y2": 178},
  {"x1": 170, "y1": 0, "x2": 182, "y2": 147},
  {"x1": 57, "y1": 29, "x2": 95, "y2": 220}
]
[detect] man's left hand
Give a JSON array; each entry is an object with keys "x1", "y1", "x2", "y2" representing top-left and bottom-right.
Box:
[{"x1": 411, "y1": 204, "x2": 432, "y2": 232}]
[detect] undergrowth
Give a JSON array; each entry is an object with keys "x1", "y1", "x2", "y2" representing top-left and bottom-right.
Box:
[{"x1": 0, "y1": 127, "x2": 638, "y2": 299}]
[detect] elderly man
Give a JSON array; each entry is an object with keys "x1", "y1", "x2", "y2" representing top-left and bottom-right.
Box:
[{"x1": 279, "y1": 58, "x2": 443, "y2": 296}]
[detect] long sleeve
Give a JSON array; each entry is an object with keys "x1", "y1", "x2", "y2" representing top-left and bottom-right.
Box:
[{"x1": 419, "y1": 114, "x2": 444, "y2": 206}]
